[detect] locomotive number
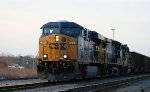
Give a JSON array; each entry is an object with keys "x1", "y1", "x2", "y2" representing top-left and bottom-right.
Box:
[{"x1": 68, "y1": 42, "x2": 76, "y2": 45}]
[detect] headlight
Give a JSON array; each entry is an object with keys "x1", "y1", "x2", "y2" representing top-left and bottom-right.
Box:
[
  {"x1": 63, "y1": 54, "x2": 68, "y2": 59},
  {"x1": 43, "y1": 54, "x2": 48, "y2": 58},
  {"x1": 55, "y1": 35, "x2": 59, "y2": 41}
]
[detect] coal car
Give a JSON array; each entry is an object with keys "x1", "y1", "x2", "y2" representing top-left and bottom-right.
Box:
[{"x1": 129, "y1": 52, "x2": 150, "y2": 73}]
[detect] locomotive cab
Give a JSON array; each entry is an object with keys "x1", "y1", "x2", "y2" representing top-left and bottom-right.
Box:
[
  {"x1": 38, "y1": 22, "x2": 81, "y2": 62},
  {"x1": 37, "y1": 22, "x2": 81, "y2": 80}
]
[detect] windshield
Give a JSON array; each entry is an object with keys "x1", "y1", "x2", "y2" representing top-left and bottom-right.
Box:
[
  {"x1": 42, "y1": 28, "x2": 59, "y2": 36},
  {"x1": 61, "y1": 28, "x2": 80, "y2": 38},
  {"x1": 41, "y1": 27, "x2": 80, "y2": 38}
]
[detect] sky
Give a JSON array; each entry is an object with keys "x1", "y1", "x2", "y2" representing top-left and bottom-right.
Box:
[{"x1": 0, "y1": 0, "x2": 150, "y2": 57}]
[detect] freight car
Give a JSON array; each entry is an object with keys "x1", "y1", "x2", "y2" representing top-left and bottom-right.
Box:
[
  {"x1": 129, "y1": 52, "x2": 150, "y2": 74},
  {"x1": 37, "y1": 21, "x2": 149, "y2": 81}
]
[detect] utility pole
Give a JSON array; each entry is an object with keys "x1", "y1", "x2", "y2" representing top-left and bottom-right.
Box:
[{"x1": 111, "y1": 29, "x2": 115, "y2": 41}]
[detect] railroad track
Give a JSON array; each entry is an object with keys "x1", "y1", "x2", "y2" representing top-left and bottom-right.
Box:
[
  {"x1": 0, "y1": 77, "x2": 38, "y2": 81},
  {"x1": 0, "y1": 74, "x2": 150, "y2": 92},
  {"x1": 0, "y1": 78, "x2": 48, "y2": 91},
  {"x1": 63, "y1": 74, "x2": 150, "y2": 92},
  {"x1": 0, "y1": 82, "x2": 50, "y2": 91}
]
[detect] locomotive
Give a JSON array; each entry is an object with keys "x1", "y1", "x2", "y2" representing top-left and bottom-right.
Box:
[{"x1": 37, "y1": 21, "x2": 150, "y2": 81}]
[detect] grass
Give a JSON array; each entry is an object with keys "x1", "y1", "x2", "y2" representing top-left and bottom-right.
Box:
[{"x1": 0, "y1": 68, "x2": 37, "y2": 78}]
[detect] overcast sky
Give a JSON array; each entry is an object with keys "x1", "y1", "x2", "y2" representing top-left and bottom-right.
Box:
[{"x1": 0, "y1": 0, "x2": 150, "y2": 56}]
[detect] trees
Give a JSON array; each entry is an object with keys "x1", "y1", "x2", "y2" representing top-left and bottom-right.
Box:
[{"x1": 0, "y1": 53, "x2": 37, "y2": 79}]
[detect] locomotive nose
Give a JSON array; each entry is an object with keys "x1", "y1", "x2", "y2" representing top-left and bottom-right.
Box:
[{"x1": 38, "y1": 34, "x2": 77, "y2": 62}]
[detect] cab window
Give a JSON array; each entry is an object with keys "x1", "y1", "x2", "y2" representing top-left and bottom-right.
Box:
[
  {"x1": 42, "y1": 28, "x2": 59, "y2": 36},
  {"x1": 61, "y1": 28, "x2": 80, "y2": 38},
  {"x1": 43, "y1": 28, "x2": 53, "y2": 34}
]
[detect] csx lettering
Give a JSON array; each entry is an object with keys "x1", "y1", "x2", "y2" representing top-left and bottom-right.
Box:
[{"x1": 49, "y1": 43, "x2": 66, "y2": 50}]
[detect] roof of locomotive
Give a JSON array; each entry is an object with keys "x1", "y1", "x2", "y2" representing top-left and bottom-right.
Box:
[{"x1": 41, "y1": 21, "x2": 83, "y2": 29}]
